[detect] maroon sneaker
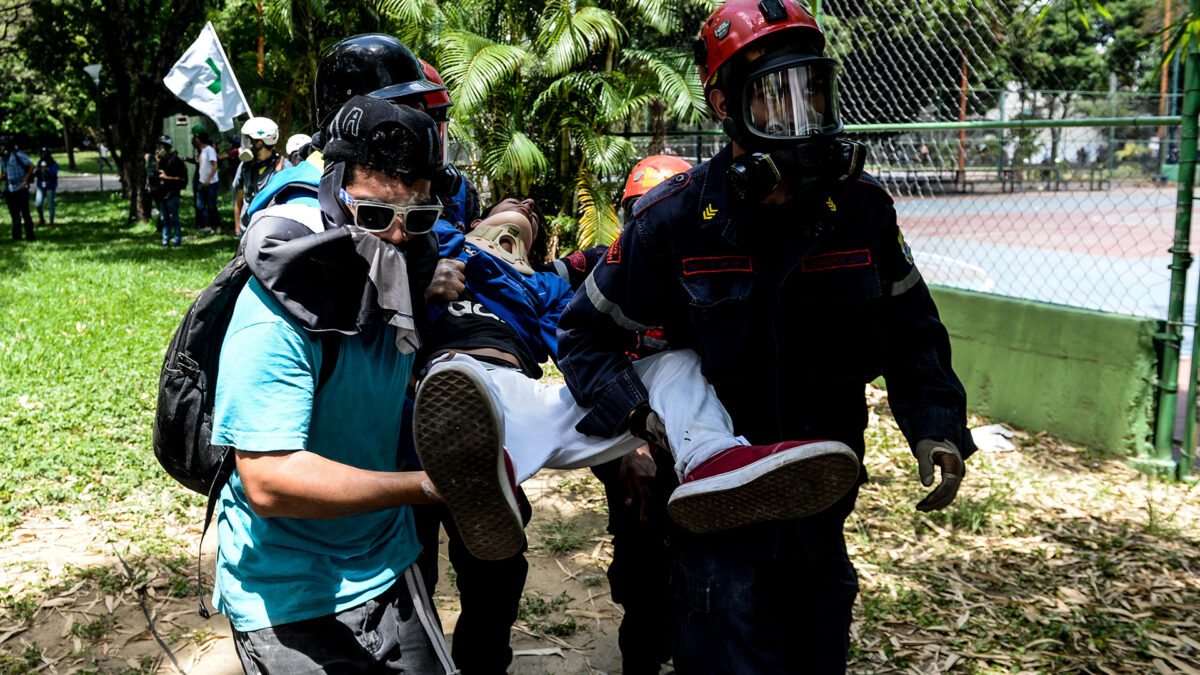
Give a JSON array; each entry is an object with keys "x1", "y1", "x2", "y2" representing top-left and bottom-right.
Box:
[
  {"x1": 666, "y1": 440, "x2": 860, "y2": 534},
  {"x1": 414, "y1": 361, "x2": 525, "y2": 561}
]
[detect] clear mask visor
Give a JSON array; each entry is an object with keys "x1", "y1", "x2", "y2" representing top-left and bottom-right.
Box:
[
  {"x1": 745, "y1": 62, "x2": 842, "y2": 140},
  {"x1": 437, "y1": 121, "x2": 450, "y2": 166},
  {"x1": 238, "y1": 135, "x2": 255, "y2": 162}
]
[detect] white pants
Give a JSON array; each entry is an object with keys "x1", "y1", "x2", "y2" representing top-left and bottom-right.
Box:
[{"x1": 426, "y1": 350, "x2": 748, "y2": 483}]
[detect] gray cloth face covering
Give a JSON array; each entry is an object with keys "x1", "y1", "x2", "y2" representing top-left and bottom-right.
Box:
[
  {"x1": 347, "y1": 225, "x2": 420, "y2": 353},
  {"x1": 240, "y1": 163, "x2": 421, "y2": 354}
]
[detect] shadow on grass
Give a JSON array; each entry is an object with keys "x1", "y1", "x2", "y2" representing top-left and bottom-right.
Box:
[{"x1": 3, "y1": 191, "x2": 239, "y2": 266}]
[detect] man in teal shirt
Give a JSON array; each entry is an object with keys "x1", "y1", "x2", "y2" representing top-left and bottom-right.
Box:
[{"x1": 211, "y1": 97, "x2": 456, "y2": 672}]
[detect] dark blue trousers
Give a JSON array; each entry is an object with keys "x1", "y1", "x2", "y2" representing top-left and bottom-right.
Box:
[{"x1": 670, "y1": 490, "x2": 860, "y2": 674}]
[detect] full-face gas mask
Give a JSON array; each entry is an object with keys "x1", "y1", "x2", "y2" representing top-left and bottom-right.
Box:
[
  {"x1": 239, "y1": 135, "x2": 265, "y2": 163},
  {"x1": 721, "y1": 46, "x2": 864, "y2": 204}
]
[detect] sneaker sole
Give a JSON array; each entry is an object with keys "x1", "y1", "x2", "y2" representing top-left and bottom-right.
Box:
[
  {"x1": 666, "y1": 442, "x2": 860, "y2": 534},
  {"x1": 413, "y1": 362, "x2": 525, "y2": 561}
]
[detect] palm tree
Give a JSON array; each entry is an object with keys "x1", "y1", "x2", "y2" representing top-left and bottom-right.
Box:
[{"x1": 432, "y1": 0, "x2": 709, "y2": 254}]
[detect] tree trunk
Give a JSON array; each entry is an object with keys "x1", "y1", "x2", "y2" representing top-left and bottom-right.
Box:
[
  {"x1": 648, "y1": 99, "x2": 666, "y2": 155},
  {"x1": 94, "y1": 0, "x2": 206, "y2": 221},
  {"x1": 61, "y1": 119, "x2": 76, "y2": 170}
]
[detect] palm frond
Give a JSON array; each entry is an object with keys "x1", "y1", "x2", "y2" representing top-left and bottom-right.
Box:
[
  {"x1": 262, "y1": 0, "x2": 296, "y2": 37},
  {"x1": 532, "y1": 71, "x2": 622, "y2": 117},
  {"x1": 371, "y1": 0, "x2": 437, "y2": 44},
  {"x1": 576, "y1": 171, "x2": 622, "y2": 248},
  {"x1": 625, "y1": 48, "x2": 707, "y2": 123},
  {"x1": 624, "y1": 0, "x2": 679, "y2": 34},
  {"x1": 483, "y1": 128, "x2": 549, "y2": 193},
  {"x1": 569, "y1": 123, "x2": 634, "y2": 177},
  {"x1": 372, "y1": 0, "x2": 433, "y2": 24},
  {"x1": 538, "y1": 2, "x2": 625, "y2": 77},
  {"x1": 437, "y1": 30, "x2": 530, "y2": 111}
]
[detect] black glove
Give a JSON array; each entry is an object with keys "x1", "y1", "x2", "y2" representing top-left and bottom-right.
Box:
[{"x1": 912, "y1": 438, "x2": 964, "y2": 512}]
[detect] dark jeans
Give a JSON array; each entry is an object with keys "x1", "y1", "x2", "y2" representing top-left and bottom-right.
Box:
[
  {"x1": 161, "y1": 195, "x2": 181, "y2": 245},
  {"x1": 591, "y1": 451, "x2": 678, "y2": 675},
  {"x1": 152, "y1": 192, "x2": 166, "y2": 233},
  {"x1": 231, "y1": 569, "x2": 453, "y2": 674},
  {"x1": 5, "y1": 188, "x2": 34, "y2": 241},
  {"x1": 196, "y1": 182, "x2": 219, "y2": 230},
  {"x1": 670, "y1": 488, "x2": 860, "y2": 675},
  {"x1": 414, "y1": 490, "x2": 532, "y2": 675}
]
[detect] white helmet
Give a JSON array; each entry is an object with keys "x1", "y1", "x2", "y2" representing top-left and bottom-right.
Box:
[
  {"x1": 286, "y1": 133, "x2": 312, "y2": 156},
  {"x1": 240, "y1": 117, "x2": 280, "y2": 146}
]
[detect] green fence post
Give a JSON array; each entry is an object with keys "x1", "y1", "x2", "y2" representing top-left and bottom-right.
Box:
[
  {"x1": 1145, "y1": 0, "x2": 1200, "y2": 478},
  {"x1": 1180, "y1": 5, "x2": 1200, "y2": 480}
]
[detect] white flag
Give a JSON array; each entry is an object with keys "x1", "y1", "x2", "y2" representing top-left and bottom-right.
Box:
[{"x1": 163, "y1": 22, "x2": 250, "y2": 131}]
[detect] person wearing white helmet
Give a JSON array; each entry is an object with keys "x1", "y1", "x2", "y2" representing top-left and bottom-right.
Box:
[
  {"x1": 231, "y1": 117, "x2": 291, "y2": 236},
  {"x1": 284, "y1": 133, "x2": 312, "y2": 166}
]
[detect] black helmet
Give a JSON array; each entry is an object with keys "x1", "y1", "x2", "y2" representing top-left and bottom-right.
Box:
[
  {"x1": 156, "y1": 135, "x2": 174, "y2": 148},
  {"x1": 314, "y1": 34, "x2": 445, "y2": 130}
]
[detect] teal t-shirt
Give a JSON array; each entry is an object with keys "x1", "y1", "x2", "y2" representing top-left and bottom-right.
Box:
[{"x1": 211, "y1": 278, "x2": 419, "y2": 632}]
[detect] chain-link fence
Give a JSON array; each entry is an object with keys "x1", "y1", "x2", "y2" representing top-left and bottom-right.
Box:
[
  {"x1": 623, "y1": 0, "x2": 1183, "y2": 322},
  {"x1": 616, "y1": 0, "x2": 1196, "y2": 472}
]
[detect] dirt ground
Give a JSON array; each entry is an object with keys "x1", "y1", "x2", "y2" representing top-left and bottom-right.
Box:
[
  {"x1": 0, "y1": 469, "x2": 630, "y2": 675},
  {"x1": 0, "y1": 396, "x2": 1197, "y2": 673}
]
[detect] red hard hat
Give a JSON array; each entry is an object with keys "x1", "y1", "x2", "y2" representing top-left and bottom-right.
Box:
[
  {"x1": 420, "y1": 59, "x2": 453, "y2": 113},
  {"x1": 623, "y1": 155, "x2": 693, "y2": 201},
  {"x1": 693, "y1": 0, "x2": 824, "y2": 104}
]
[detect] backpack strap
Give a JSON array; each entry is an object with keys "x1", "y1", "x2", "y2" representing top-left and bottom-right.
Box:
[
  {"x1": 196, "y1": 450, "x2": 235, "y2": 618},
  {"x1": 194, "y1": 331, "x2": 342, "y2": 619}
]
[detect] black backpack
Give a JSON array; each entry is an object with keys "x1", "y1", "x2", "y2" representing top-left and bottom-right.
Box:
[{"x1": 152, "y1": 250, "x2": 338, "y2": 617}]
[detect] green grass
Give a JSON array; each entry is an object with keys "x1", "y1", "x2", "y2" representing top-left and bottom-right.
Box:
[
  {"x1": 0, "y1": 191, "x2": 238, "y2": 534},
  {"x1": 535, "y1": 517, "x2": 590, "y2": 556},
  {"x1": 517, "y1": 591, "x2": 582, "y2": 637},
  {"x1": 54, "y1": 150, "x2": 116, "y2": 176},
  {"x1": 54, "y1": 149, "x2": 118, "y2": 174}
]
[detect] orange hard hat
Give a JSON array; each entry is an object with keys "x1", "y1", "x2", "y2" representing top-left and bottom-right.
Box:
[{"x1": 622, "y1": 155, "x2": 693, "y2": 202}]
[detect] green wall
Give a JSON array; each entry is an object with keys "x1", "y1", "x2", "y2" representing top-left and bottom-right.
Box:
[{"x1": 930, "y1": 286, "x2": 1158, "y2": 457}]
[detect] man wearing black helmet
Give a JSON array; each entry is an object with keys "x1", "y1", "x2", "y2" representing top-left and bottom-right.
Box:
[
  {"x1": 557, "y1": 0, "x2": 975, "y2": 671},
  {"x1": 210, "y1": 96, "x2": 457, "y2": 673},
  {"x1": 247, "y1": 34, "x2": 471, "y2": 229},
  {"x1": 239, "y1": 37, "x2": 523, "y2": 674}
]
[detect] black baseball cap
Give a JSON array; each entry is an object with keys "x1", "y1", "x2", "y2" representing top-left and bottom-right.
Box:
[{"x1": 322, "y1": 96, "x2": 441, "y2": 183}]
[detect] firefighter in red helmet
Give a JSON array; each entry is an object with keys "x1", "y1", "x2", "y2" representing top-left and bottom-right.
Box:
[{"x1": 558, "y1": 0, "x2": 974, "y2": 671}]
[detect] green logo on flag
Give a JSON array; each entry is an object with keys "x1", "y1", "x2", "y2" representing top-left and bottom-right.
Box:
[{"x1": 204, "y1": 58, "x2": 222, "y2": 94}]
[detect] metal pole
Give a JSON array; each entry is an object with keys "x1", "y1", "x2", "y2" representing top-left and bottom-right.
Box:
[
  {"x1": 997, "y1": 89, "x2": 1006, "y2": 182},
  {"x1": 612, "y1": 116, "x2": 1183, "y2": 139},
  {"x1": 96, "y1": 80, "x2": 103, "y2": 192},
  {"x1": 1178, "y1": 0, "x2": 1200, "y2": 480},
  {"x1": 958, "y1": 49, "x2": 967, "y2": 190},
  {"x1": 1160, "y1": 0, "x2": 1172, "y2": 170},
  {"x1": 1149, "y1": 0, "x2": 1200, "y2": 478}
]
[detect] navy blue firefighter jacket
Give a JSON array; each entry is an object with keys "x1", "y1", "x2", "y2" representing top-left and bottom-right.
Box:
[{"x1": 556, "y1": 144, "x2": 977, "y2": 475}]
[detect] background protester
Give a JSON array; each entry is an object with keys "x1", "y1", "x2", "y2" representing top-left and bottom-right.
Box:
[
  {"x1": 34, "y1": 148, "x2": 58, "y2": 227},
  {"x1": 1, "y1": 136, "x2": 36, "y2": 242},
  {"x1": 155, "y1": 136, "x2": 187, "y2": 246}
]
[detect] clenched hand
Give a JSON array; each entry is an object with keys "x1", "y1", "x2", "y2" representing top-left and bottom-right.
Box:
[{"x1": 913, "y1": 438, "x2": 964, "y2": 512}]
